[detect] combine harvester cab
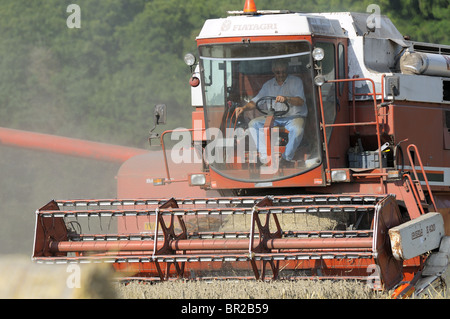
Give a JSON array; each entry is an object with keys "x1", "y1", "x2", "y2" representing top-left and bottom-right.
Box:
[{"x1": 31, "y1": 1, "x2": 450, "y2": 296}]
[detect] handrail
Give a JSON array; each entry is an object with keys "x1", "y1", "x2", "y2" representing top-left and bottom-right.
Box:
[
  {"x1": 406, "y1": 144, "x2": 438, "y2": 212},
  {"x1": 160, "y1": 128, "x2": 204, "y2": 183},
  {"x1": 317, "y1": 77, "x2": 383, "y2": 182},
  {"x1": 402, "y1": 173, "x2": 426, "y2": 216}
]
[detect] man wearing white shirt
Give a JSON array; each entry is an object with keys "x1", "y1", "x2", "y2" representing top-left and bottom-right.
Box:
[{"x1": 235, "y1": 60, "x2": 307, "y2": 166}]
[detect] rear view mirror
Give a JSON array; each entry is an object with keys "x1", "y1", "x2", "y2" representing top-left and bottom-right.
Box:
[
  {"x1": 149, "y1": 104, "x2": 167, "y2": 145},
  {"x1": 154, "y1": 104, "x2": 166, "y2": 125}
]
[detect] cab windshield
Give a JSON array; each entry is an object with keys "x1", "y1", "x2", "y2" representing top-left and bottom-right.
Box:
[{"x1": 199, "y1": 41, "x2": 321, "y2": 183}]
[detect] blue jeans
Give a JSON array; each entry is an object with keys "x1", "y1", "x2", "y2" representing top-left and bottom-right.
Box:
[{"x1": 248, "y1": 116, "x2": 306, "y2": 162}]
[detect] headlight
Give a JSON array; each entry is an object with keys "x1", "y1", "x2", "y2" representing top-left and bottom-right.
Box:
[
  {"x1": 331, "y1": 169, "x2": 349, "y2": 182},
  {"x1": 312, "y1": 47, "x2": 324, "y2": 61},
  {"x1": 190, "y1": 174, "x2": 206, "y2": 186},
  {"x1": 184, "y1": 53, "x2": 196, "y2": 66}
]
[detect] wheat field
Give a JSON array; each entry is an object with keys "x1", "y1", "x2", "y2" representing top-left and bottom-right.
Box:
[
  {"x1": 1, "y1": 255, "x2": 448, "y2": 299},
  {"x1": 115, "y1": 279, "x2": 390, "y2": 299},
  {"x1": 115, "y1": 270, "x2": 449, "y2": 299}
]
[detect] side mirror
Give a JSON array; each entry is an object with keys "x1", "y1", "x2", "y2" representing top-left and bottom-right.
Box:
[
  {"x1": 149, "y1": 104, "x2": 166, "y2": 145},
  {"x1": 154, "y1": 104, "x2": 166, "y2": 125}
]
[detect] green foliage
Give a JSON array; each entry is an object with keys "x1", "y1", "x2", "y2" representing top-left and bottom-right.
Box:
[
  {"x1": 379, "y1": 0, "x2": 450, "y2": 44},
  {"x1": 0, "y1": 0, "x2": 448, "y2": 148}
]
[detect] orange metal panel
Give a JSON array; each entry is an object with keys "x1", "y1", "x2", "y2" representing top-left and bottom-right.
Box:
[
  {"x1": 392, "y1": 104, "x2": 447, "y2": 169},
  {"x1": 192, "y1": 109, "x2": 206, "y2": 141},
  {"x1": 208, "y1": 164, "x2": 325, "y2": 189},
  {"x1": 117, "y1": 151, "x2": 208, "y2": 198}
]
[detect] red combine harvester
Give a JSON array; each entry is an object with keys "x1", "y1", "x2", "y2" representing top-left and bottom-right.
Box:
[{"x1": 3, "y1": 1, "x2": 449, "y2": 297}]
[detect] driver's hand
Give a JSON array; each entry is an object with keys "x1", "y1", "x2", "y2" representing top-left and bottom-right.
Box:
[
  {"x1": 276, "y1": 96, "x2": 287, "y2": 103},
  {"x1": 235, "y1": 106, "x2": 244, "y2": 118}
]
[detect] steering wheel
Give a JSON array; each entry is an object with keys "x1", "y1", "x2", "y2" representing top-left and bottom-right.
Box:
[{"x1": 255, "y1": 96, "x2": 290, "y2": 117}]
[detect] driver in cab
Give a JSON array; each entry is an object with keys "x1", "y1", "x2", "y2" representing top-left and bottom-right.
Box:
[{"x1": 234, "y1": 60, "x2": 307, "y2": 167}]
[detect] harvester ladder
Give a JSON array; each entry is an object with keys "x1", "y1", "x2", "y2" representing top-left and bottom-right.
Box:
[
  {"x1": 403, "y1": 144, "x2": 438, "y2": 215},
  {"x1": 318, "y1": 77, "x2": 383, "y2": 185}
]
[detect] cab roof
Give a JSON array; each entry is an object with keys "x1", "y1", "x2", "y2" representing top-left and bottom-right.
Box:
[
  {"x1": 197, "y1": 11, "x2": 406, "y2": 45},
  {"x1": 196, "y1": 12, "x2": 346, "y2": 39}
]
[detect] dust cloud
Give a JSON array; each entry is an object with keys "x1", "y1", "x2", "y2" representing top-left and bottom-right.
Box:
[{"x1": 0, "y1": 145, "x2": 120, "y2": 255}]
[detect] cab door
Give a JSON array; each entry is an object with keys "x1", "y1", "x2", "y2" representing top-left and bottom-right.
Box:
[{"x1": 314, "y1": 38, "x2": 349, "y2": 170}]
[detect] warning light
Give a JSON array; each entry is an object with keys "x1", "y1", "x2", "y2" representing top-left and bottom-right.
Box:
[
  {"x1": 152, "y1": 178, "x2": 165, "y2": 186},
  {"x1": 243, "y1": 0, "x2": 257, "y2": 14},
  {"x1": 189, "y1": 76, "x2": 200, "y2": 87}
]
